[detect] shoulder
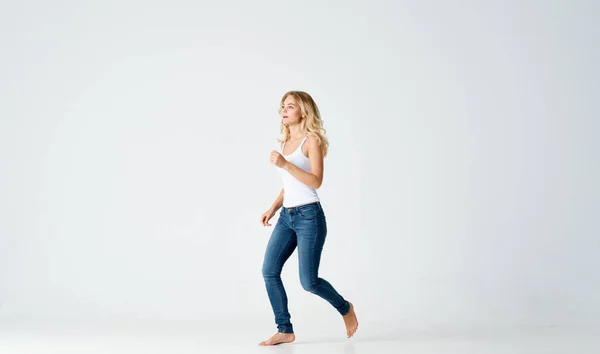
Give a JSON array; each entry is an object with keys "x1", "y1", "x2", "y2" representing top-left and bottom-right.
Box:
[
  {"x1": 305, "y1": 132, "x2": 321, "y2": 145},
  {"x1": 304, "y1": 133, "x2": 323, "y2": 157}
]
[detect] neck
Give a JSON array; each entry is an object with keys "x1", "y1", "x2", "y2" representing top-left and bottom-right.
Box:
[{"x1": 288, "y1": 125, "x2": 305, "y2": 140}]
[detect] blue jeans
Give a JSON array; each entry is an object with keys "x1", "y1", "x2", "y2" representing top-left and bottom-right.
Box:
[{"x1": 261, "y1": 201, "x2": 350, "y2": 334}]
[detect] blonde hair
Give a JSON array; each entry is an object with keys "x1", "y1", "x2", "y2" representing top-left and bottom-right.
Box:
[{"x1": 277, "y1": 91, "x2": 329, "y2": 157}]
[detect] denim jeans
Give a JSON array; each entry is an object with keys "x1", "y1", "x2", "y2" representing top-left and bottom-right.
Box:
[{"x1": 261, "y1": 201, "x2": 350, "y2": 334}]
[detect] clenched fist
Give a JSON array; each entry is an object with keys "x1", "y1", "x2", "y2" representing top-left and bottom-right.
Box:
[{"x1": 270, "y1": 150, "x2": 288, "y2": 168}]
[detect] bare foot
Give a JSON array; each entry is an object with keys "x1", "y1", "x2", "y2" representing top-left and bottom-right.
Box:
[
  {"x1": 258, "y1": 332, "x2": 296, "y2": 346},
  {"x1": 342, "y1": 301, "x2": 359, "y2": 338}
]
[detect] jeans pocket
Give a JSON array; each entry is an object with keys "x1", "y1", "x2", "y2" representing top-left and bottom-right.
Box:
[{"x1": 298, "y1": 207, "x2": 318, "y2": 220}]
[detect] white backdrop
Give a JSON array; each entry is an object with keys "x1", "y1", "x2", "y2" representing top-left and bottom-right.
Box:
[{"x1": 1, "y1": 0, "x2": 598, "y2": 330}]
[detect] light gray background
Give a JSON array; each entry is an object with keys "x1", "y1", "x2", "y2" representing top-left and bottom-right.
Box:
[{"x1": 1, "y1": 0, "x2": 598, "y2": 331}]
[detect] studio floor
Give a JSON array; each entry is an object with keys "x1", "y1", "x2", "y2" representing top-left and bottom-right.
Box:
[{"x1": 0, "y1": 318, "x2": 598, "y2": 354}]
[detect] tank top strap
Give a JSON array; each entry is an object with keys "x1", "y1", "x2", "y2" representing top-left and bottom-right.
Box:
[{"x1": 299, "y1": 134, "x2": 310, "y2": 149}]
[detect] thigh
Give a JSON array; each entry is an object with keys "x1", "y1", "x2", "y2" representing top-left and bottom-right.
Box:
[
  {"x1": 262, "y1": 217, "x2": 297, "y2": 275},
  {"x1": 295, "y1": 208, "x2": 327, "y2": 278}
]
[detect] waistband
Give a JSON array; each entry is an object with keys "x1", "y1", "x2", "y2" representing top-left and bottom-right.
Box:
[{"x1": 281, "y1": 201, "x2": 322, "y2": 213}]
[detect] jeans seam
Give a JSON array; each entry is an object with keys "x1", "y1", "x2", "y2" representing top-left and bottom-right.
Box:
[
  {"x1": 271, "y1": 225, "x2": 294, "y2": 327},
  {"x1": 306, "y1": 215, "x2": 344, "y2": 311},
  {"x1": 307, "y1": 216, "x2": 322, "y2": 292}
]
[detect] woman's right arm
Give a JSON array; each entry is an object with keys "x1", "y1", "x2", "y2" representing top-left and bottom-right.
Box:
[
  {"x1": 269, "y1": 188, "x2": 284, "y2": 213},
  {"x1": 261, "y1": 189, "x2": 284, "y2": 226}
]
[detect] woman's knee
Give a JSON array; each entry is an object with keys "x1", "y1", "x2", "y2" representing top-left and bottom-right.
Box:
[
  {"x1": 262, "y1": 262, "x2": 280, "y2": 279},
  {"x1": 300, "y1": 276, "x2": 318, "y2": 293}
]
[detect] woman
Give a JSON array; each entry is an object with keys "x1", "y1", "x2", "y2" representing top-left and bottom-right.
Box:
[{"x1": 259, "y1": 91, "x2": 359, "y2": 346}]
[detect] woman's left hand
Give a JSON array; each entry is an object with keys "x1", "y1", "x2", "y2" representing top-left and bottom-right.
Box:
[{"x1": 270, "y1": 151, "x2": 288, "y2": 168}]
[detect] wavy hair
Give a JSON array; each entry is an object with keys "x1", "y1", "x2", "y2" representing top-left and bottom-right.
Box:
[{"x1": 277, "y1": 91, "x2": 329, "y2": 157}]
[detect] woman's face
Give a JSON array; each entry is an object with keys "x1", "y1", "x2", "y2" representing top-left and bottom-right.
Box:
[{"x1": 281, "y1": 96, "x2": 303, "y2": 126}]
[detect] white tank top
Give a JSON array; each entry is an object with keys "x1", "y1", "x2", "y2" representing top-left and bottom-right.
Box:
[{"x1": 278, "y1": 134, "x2": 321, "y2": 207}]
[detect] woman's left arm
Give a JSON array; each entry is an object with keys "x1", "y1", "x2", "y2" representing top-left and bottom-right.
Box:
[{"x1": 281, "y1": 136, "x2": 324, "y2": 189}]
